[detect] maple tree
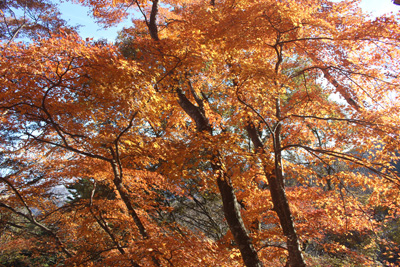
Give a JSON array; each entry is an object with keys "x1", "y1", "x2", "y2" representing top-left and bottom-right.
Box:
[
  {"x1": 0, "y1": 0, "x2": 75, "y2": 45},
  {"x1": 1, "y1": 0, "x2": 400, "y2": 266}
]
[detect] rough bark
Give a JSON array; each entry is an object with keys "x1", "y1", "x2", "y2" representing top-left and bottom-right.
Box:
[
  {"x1": 148, "y1": 0, "x2": 159, "y2": 41},
  {"x1": 176, "y1": 89, "x2": 263, "y2": 267},
  {"x1": 246, "y1": 121, "x2": 305, "y2": 267},
  {"x1": 176, "y1": 88, "x2": 211, "y2": 132},
  {"x1": 216, "y1": 168, "x2": 263, "y2": 267}
]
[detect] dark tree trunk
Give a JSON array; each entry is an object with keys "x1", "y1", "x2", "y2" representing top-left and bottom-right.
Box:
[
  {"x1": 111, "y1": 160, "x2": 149, "y2": 239},
  {"x1": 246, "y1": 121, "x2": 305, "y2": 267},
  {"x1": 176, "y1": 89, "x2": 263, "y2": 267},
  {"x1": 111, "y1": 160, "x2": 161, "y2": 267},
  {"x1": 216, "y1": 171, "x2": 263, "y2": 267},
  {"x1": 265, "y1": 173, "x2": 305, "y2": 267}
]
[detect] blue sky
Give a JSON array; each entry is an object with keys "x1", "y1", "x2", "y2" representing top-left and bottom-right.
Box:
[
  {"x1": 58, "y1": 0, "x2": 400, "y2": 41},
  {"x1": 58, "y1": 2, "x2": 127, "y2": 41}
]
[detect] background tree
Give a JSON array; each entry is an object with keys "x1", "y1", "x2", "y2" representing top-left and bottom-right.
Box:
[
  {"x1": 1, "y1": 0, "x2": 400, "y2": 266},
  {"x1": 0, "y1": 0, "x2": 76, "y2": 45}
]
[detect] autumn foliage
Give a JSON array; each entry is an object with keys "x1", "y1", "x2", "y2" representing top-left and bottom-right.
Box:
[{"x1": 1, "y1": 0, "x2": 400, "y2": 266}]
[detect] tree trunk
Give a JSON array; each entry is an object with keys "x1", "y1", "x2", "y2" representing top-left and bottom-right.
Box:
[
  {"x1": 111, "y1": 160, "x2": 149, "y2": 239},
  {"x1": 216, "y1": 170, "x2": 263, "y2": 267},
  {"x1": 265, "y1": 172, "x2": 305, "y2": 267},
  {"x1": 176, "y1": 89, "x2": 263, "y2": 267},
  {"x1": 111, "y1": 160, "x2": 161, "y2": 267},
  {"x1": 246, "y1": 121, "x2": 305, "y2": 267}
]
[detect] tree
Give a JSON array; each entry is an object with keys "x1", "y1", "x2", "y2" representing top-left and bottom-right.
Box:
[
  {"x1": 0, "y1": 0, "x2": 76, "y2": 45},
  {"x1": 1, "y1": 0, "x2": 400, "y2": 266}
]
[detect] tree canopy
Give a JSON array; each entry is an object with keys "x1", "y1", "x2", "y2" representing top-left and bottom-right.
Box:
[{"x1": 1, "y1": 0, "x2": 400, "y2": 266}]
